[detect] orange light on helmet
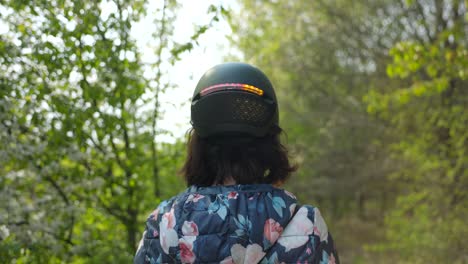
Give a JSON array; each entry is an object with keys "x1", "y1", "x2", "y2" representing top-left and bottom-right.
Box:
[
  {"x1": 200, "y1": 83, "x2": 264, "y2": 96},
  {"x1": 241, "y1": 84, "x2": 264, "y2": 96}
]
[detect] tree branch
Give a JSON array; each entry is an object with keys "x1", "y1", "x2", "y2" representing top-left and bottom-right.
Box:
[{"x1": 150, "y1": 0, "x2": 170, "y2": 198}]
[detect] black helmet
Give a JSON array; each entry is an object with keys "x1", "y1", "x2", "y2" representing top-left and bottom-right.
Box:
[{"x1": 191, "y1": 62, "x2": 278, "y2": 138}]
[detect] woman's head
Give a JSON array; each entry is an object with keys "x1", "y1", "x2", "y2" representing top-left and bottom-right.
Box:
[
  {"x1": 190, "y1": 62, "x2": 278, "y2": 138},
  {"x1": 182, "y1": 62, "x2": 296, "y2": 186}
]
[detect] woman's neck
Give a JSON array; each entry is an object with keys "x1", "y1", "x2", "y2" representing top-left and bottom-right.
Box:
[{"x1": 222, "y1": 178, "x2": 236, "y2": 186}]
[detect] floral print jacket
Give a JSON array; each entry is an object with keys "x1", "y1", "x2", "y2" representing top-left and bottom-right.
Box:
[{"x1": 134, "y1": 184, "x2": 339, "y2": 264}]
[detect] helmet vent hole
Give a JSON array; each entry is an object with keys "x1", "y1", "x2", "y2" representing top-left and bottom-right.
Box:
[{"x1": 229, "y1": 93, "x2": 272, "y2": 126}]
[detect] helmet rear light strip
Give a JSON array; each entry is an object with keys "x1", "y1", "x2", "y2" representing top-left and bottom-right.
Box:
[{"x1": 200, "y1": 83, "x2": 264, "y2": 96}]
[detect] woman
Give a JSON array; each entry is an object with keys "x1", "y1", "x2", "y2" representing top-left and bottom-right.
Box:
[{"x1": 134, "y1": 63, "x2": 339, "y2": 263}]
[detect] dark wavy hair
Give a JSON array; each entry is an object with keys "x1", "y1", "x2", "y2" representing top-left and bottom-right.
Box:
[{"x1": 180, "y1": 125, "x2": 297, "y2": 187}]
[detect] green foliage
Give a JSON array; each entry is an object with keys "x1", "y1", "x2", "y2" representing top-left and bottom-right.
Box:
[
  {"x1": 228, "y1": 1, "x2": 403, "y2": 261},
  {"x1": 0, "y1": 0, "x2": 211, "y2": 262},
  {"x1": 230, "y1": 0, "x2": 467, "y2": 263},
  {"x1": 365, "y1": 21, "x2": 468, "y2": 262}
]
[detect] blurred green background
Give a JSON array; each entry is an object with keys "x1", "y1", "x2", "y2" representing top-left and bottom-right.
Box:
[{"x1": 1, "y1": 0, "x2": 467, "y2": 263}]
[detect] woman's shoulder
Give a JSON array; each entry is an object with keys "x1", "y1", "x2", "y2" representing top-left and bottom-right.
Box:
[
  {"x1": 145, "y1": 185, "x2": 332, "y2": 225},
  {"x1": 149, "y1": 185, "x2": 325, "y2": 215},
  {"x1": 146, "y1": 184, "x2": 300, "y2": 218}
]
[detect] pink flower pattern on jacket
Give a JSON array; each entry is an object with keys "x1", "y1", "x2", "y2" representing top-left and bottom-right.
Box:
[
  {"x1": 187, "y1": 193, "x2": 205, "y2": 203},
  {"x1": 159, "y1": 208, "x2": 178, "y2": 254},
  {"x1": 179, "y1": 221, "x2": 199, "y2": 263},
  {"x1": 230, "y1": 243, "x2": 265, "y2": 263},
  {"x1": 134, "y1": 184, "x2": 339, "y2": 264},
  {"x1": 278, "y1": 207, "x2": 315, "y2": 252},
  {"x1": 227, "y1": 191, "x2": 238, "y2": 199},
  {"x1": 179, "y1": 238, "x2": 196, "y2": 263},
  {"x1": 264, "y1": 218, "x2": 284, "y2": 244},
  {"x1": 312, "y1": 208, "x2": 329, "y2": 242}
]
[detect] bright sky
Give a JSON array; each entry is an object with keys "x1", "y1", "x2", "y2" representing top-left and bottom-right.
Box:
[{"x1": 131, "y1": 0, "x2": 237, "y2": 142}]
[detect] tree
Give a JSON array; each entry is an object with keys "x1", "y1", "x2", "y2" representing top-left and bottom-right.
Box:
[
  {"x1": 228, "y1": 1, "x2": 403, "y2": 260},
  {"x1": 228, "y1": 0, "x2": 467, "y2": 262},
  {"x1": 0, "y1": 0, "x2": 221, "y2": 262},
  {"x1": 365, "y1": 1, "x2": 468, "y2": 261}
]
